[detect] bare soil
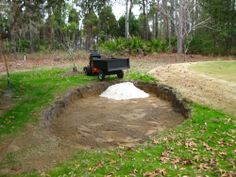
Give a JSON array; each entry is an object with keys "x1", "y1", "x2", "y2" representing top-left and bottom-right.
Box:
[
  {"x1": 50, "y1": 95, "x2": 184, "y2": 148},
  {"x1": 0, "y1": 90, "x2": 14, "y2": 119},
  {"x1": 149, "y1": 62, "x2": 236, "y2": 116},
  {"x1": 1, "y1": 53, "x2": 234, "y2": 74},
  {"x1": 0, "y1": 94, "x2": 184, "y2": 174}
]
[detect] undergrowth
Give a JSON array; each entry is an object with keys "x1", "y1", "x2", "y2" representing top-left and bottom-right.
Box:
[{"x1": 99, "y1": 37, "x2": 176, "y2": 55}]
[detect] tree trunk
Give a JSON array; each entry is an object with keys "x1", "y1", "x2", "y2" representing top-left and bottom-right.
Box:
[
  {"x1": 177, "y1": 0, "x2": 184, "y2": 54},
  {"x1": 155, "y1": 0, "x2": 159, "y2": 38},
  {"x1": 129, "y1": 0, "x2": 134, "y2": 36},
  {"x1": 177, "y1": 35, "x2": 183, "y2": 54},
  {"x1": 162, "y1": 0, "x2": 169, "y2": 39},
  {"x1": 0, "y1": 37, "x2": 10, "y2": 86},
  {"x1": 153, "y1": 14, "x2": 156, "y2": 39},
  {"x1": 170, "y1": 0, "x2": 175, "y2": 37},
  {"x1": 142, "y1": 0, "x2": 149, "y2": 40},
  {"x1": 125, "y1": 0, "x2": 130, "y2": 39}
]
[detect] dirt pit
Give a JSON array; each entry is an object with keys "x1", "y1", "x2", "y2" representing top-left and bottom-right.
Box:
[
  {"x1": 50, "y1": 94, "x2": 184, "y2": 148},
  {"x1": 0, "y1": 88, "x2": 185, "y2": 174}
]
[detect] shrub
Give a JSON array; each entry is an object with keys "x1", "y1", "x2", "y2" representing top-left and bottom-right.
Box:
[
  {"x1": 17, "y1": 39, "x2": 30, "y2": 52},
  {"x1": 99, "y1": 37, "x2": 173, "y2": 55}
]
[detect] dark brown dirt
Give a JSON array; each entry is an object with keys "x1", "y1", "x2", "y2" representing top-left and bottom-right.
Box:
[{"x1": 0, "y1": 94, "x2": 184, "y2": 174}]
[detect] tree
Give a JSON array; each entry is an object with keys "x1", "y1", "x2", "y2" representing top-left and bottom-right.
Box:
[
  {"x1": 199, "y1": 0, "x2": 236, "y2": 55},
  {"x1": 125, "y1": 0, "x2": 130, "y2": 39},
  {"x1": 159, "y1": 0, "x2": 210, "y2": 54},
  {"x1": 118, "y1": 14, "x2": 141, "y2": 37},
  {"x1": 138, "y1": 0, "x2": 150, "y2": 40},
  {"x1": 98, "y1": 5, "x2": 118, "y2": 41},
  {"x1": 83, "y1": 10, "x2": 98, "y2": 50}
]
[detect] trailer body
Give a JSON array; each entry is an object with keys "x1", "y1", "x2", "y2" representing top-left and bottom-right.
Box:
[
  {"x1": 84, "y1": 52, "x2": 130, "y2": 81},
  {"x1": 93, "y1": 58, "x2": 130, "y2": 72}
]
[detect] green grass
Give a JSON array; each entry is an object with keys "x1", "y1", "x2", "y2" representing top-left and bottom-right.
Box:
[
  {"x1": 125, "y1": 72, "x2": 157, "y2": 83},
  {"x1": 0, "y1": 70, "x2": 155, "y2": 139},
  {"x1": 190, "y1": 61, "x2": 236, "y2": 83},
  {"x1": 0, "y1": 69, "x2": 235, "y2": 176},
  {"x1": 0, "y1": 68, "x2": 96, "y2": 138}
]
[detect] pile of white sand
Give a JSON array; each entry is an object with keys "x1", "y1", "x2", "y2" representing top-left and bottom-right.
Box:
[{"x1": 100, "y1": 82, "x2": 149, "y2": 100}]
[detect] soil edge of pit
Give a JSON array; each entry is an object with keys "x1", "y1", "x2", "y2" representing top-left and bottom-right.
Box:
[{"x1": 42, "y1": 81, "x2": 192, "y2": 128}]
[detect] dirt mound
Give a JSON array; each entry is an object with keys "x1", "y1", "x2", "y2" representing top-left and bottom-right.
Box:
[{"x1": 100, "y1": 82, "x2": 149, "y2": 100}]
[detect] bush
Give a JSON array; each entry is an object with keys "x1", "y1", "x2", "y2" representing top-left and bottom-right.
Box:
[
  {"x1": 188, "y1": 30, "x2": 236, "y2": 55},
  {"x1": 188, "y1": 35, "x2": 216, "y2": 55},
  {"x1": 17, "y1": 39, "x2": 30, "y2": 52},
  {"x1": 99, "y1": 37, "x2": 174, "y2": 55}
]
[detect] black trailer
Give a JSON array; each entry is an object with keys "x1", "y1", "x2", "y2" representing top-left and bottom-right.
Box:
[{"x1": 83, "y1": 52, "x2": 130, "y2": 81}]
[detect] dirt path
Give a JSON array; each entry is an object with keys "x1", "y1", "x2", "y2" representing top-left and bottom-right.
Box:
[
  {"x1": 149, "y1": 62, "x2": 236, "y2": 116},
  {"x1": 0, "y1": 94, "x2": 184, "y2": 174},
  {"x1": 1, "y1": 53, "x2": 233, "y2": 74}
]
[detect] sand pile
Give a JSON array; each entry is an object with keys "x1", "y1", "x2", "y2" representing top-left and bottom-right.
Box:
[{"x1": 100, "y1": 82, "x2": 149, "y2": 100}]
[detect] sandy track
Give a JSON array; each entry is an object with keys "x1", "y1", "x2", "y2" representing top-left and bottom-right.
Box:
[{"x1": 149, "y1": 62, "x2": 236, "y2": 116}]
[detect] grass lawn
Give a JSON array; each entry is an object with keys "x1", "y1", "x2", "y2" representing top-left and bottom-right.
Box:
[
  {"x1": 34, "y1": 104, "x2": 234, "y2": 177},
  {"x1": 0, "y1": 68, "x2": 235, "y2": 176},
  {"x1": 190, "y1": 61, "x2": 236, "y2": 83},
  {"x1": 0, "y1": 68, "x2": 96, "y2": 138}
]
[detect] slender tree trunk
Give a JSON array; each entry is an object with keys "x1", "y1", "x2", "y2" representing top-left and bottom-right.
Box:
[
  {"x1": 125, "y1": 0, "x2": 130, "y2": 39},
  {"x1": 129, "y1": 0, "x2": 133, "y2": 19},
  {"x1": 129, "y1": 0, "x2": 134, "y2": 36},
  {"x1": 0, "y1": 37, "x2": 10, "y2": 86},
  {"x1": 153, "y1": 14, "x2": 156, "y2": 39},
  {"x1": 177, "y1": 0, "x2": 184, "y2": 54},
  {"x1": 163, "y1": 0, "x2": 169, "y2": 40},
  {"x1": 142, "y1": 0, "x2": 149, "y2": 40},
  {"x1": 170, "y1": 0, "x2": 175, "y2": 37},
  {"x1": 156, "y1": 0, "x2": 159, "y2": 38},
  {"x1": 177, "y1": 34, "x2": 183, "y2": 54}
]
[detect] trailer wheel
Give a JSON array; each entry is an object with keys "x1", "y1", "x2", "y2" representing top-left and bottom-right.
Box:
[
  {"x1": 117, "y1": 71, "x2": 124, "y2": 79},
  {"x1": 84, "y1": 67, "x2": 92, "y2": 76},
  {"x1": 98, "y1": 71, "x2": 105, "y2": 81}
]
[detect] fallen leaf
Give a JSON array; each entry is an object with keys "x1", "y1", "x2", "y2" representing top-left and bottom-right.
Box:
[
  {"x1": 143, "y1": 168, "x2": 167, "y2": 177},
  {"x1": 185, "y1": 140, "x2": 197, "y2": 148},
  {"x1": 203, "y1": 142, "x2": 213, "y2": 151}
]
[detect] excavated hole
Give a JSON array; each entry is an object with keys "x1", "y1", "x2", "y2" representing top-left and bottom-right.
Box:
[
  {"x1": 50, "y1": 93, "x2": 184, "y2": 148},
  {"x1": 0, "y1": 82, "x2": 191, "y2": 174}
]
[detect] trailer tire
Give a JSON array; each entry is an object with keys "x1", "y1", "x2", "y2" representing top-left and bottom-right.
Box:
[
  {"x1": 84, "y1": 67, "x2": 92, "y2": 76},
  {"x1": 117, "y1": 71, "x2": 124, "y2": 79},
  {"x1": 98, "y1": 72, "x2": 105, "y2": 81}
]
